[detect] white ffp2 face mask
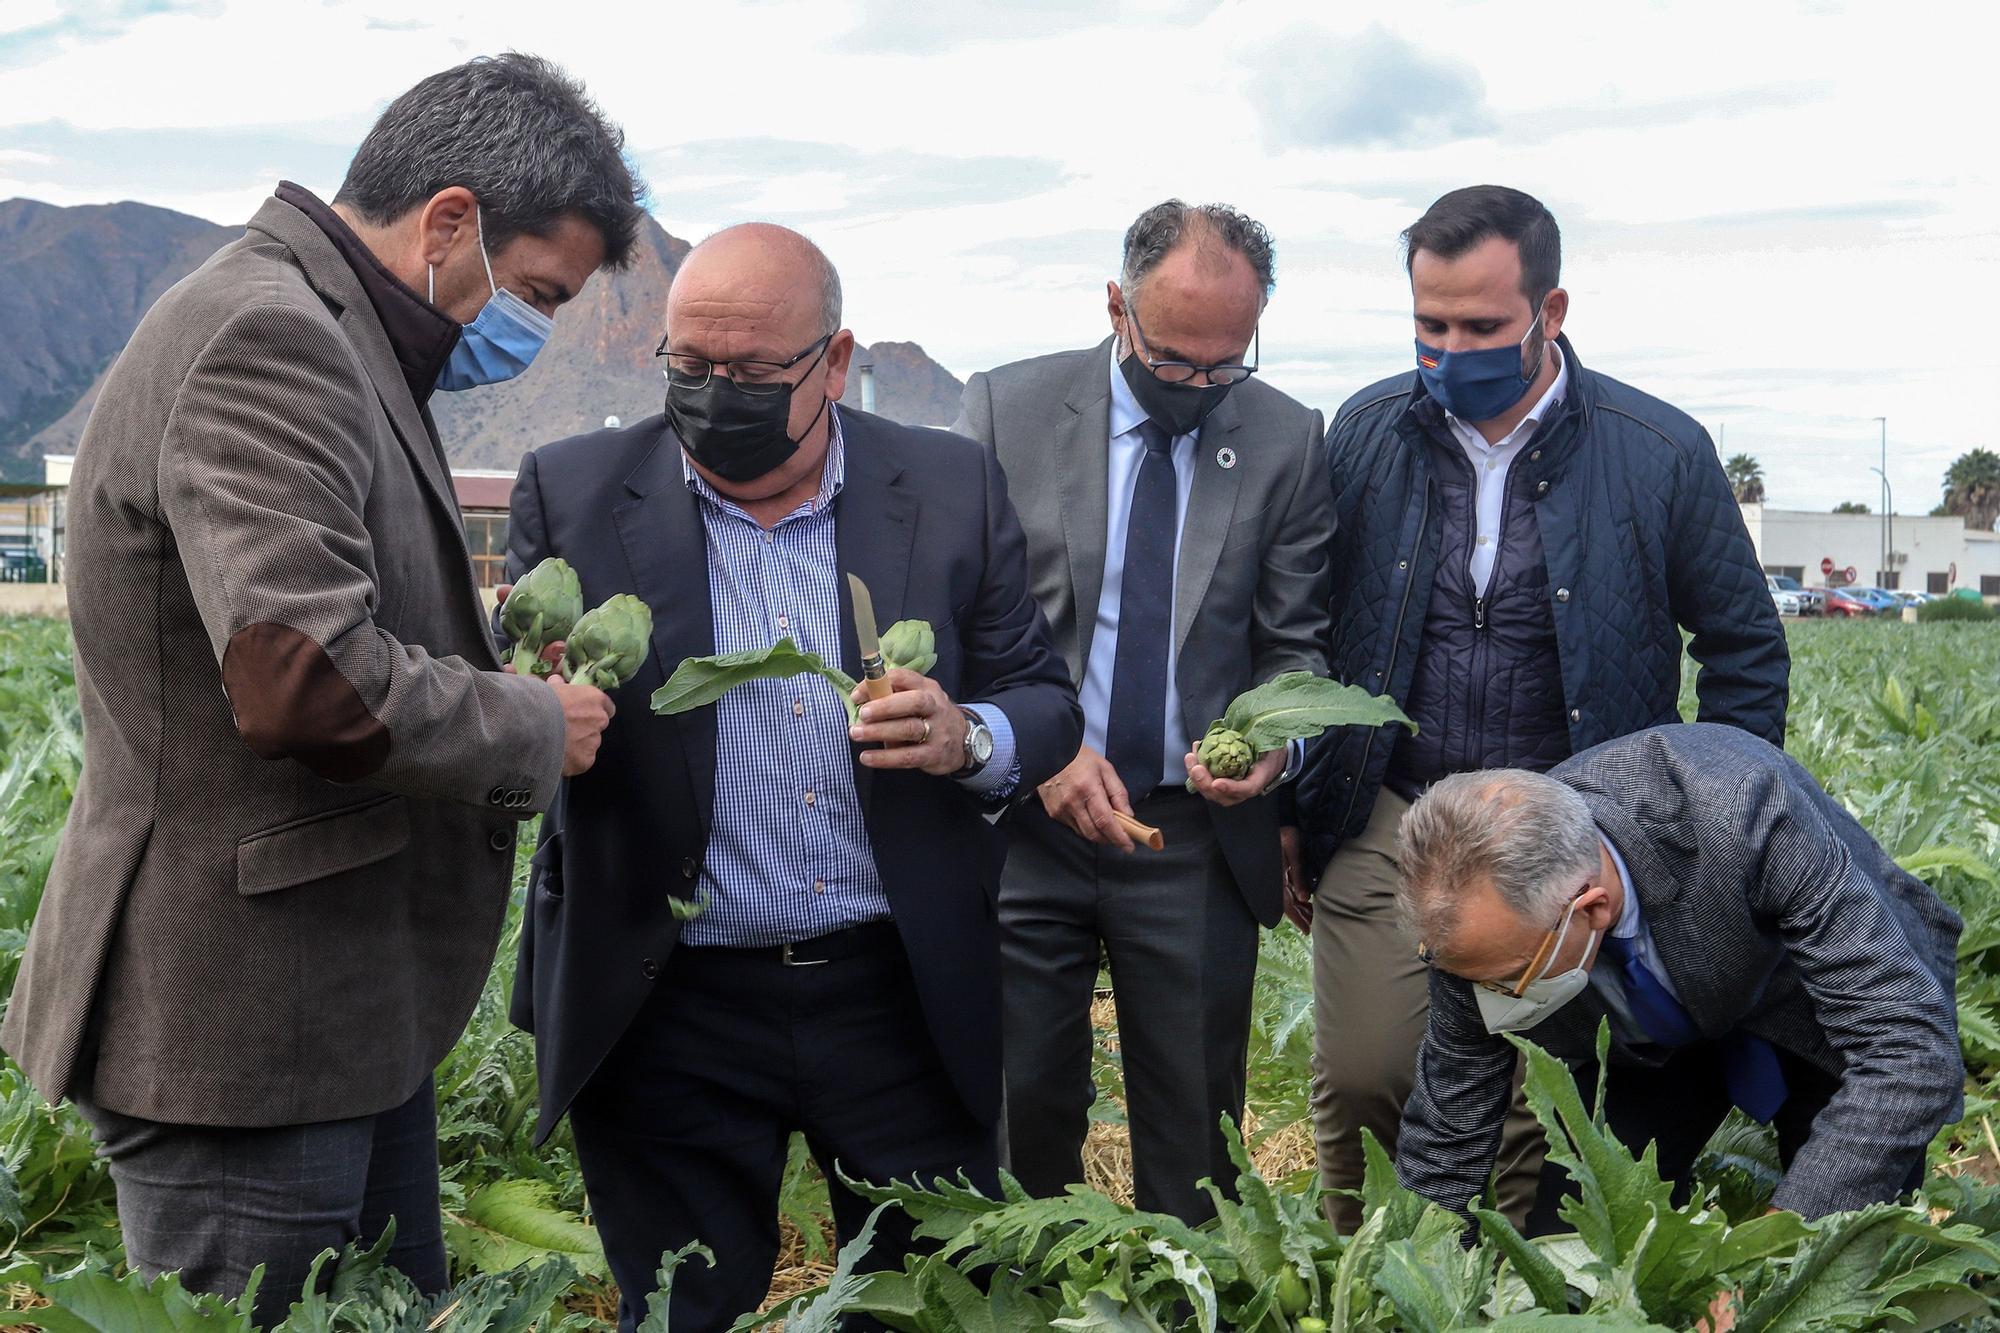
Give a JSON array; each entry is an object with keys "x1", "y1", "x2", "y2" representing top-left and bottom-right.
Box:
[{"x1": 1473, "y1": 898, "x2": 1598, "y2": 1034}]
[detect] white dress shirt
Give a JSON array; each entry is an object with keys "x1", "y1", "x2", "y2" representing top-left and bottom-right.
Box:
[{"x1": 1442, "y1": 346, "x2": 1568, "y2": 597}]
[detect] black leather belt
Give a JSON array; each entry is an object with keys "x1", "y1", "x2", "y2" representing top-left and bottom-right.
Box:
[{"x1": 693, "y1": 919, "x2": 900, "y2": 968}]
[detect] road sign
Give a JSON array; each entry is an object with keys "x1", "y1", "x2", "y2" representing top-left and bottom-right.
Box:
[
  {"x1": 1820, "y1": 556, "x2": 1835, "y2": 576},
  {"x1": 1845, "y1": 566, "x2": 1859, "y2": 584}
]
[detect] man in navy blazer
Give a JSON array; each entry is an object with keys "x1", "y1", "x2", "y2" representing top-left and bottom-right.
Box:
[{"x1": 501, "y1": 224, "x2": 1081, "y2": 1330}]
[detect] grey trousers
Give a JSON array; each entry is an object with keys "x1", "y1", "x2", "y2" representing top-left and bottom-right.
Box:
[
  {"x1": 1000, "y1": 788, "x2": 1261, "y2": 1223},
  {"x1": 1308, "y1": 789, "x2": 1545, "y2": 1232},
  {"x1": 76, "y1": 1077, "x2": 447, "y2": 1328}
]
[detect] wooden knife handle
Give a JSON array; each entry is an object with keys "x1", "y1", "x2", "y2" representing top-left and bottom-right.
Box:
[
  {"x1": 862, "y1": 673, "x2": 894, "y2": 702},
  {"x1": 1112, "y1": 811, "x2": 1165, "y2": 851}
]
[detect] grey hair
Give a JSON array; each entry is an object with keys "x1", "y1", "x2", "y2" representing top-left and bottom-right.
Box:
[
  {"x1": 1119, "y1": 199, "x2": 1276, "y2": 308},
  {"x1": 812, "y1": 242, "x2": 843, "y2": 333},
  {"x1": 334, "y1": 52, "x2": 647, "y2": 269},
  {"x1": 1395, "y1": 769, "x2": 1600, "y2": 952}
]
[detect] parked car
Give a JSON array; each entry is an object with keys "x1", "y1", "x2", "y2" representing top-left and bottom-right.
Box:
[
  {"x1": 1841, "y1": 586, "x2": 1903, "y2": 614},
  {"x1": 1825, "y1": 587, "x2": 1877, "y2": 617},
  {"x1": 1771, "y1": 587, "x2": 1803, "y2": 617},
  {"x1": 0, "y1": 547, "x2": 48, "y2": 583},
  {"x1": 1893, "y1": 590, "x2": 1935, "y2": 607},
  {"x1": 1766, "y1": 574, "x2": 1824, "y2": 616}
]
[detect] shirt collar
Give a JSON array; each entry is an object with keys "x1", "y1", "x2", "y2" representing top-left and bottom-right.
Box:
[
  {"x1": 682, "y1": 402, "x2": 847, "y2": 519},
  {"x1": 1446, "y1": 342, "x2": 1569, "y2": 452}
]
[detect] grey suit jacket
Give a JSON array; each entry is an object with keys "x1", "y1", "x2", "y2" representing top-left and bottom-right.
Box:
[
  {"x1": 0, "y1": 193, "x2": 565, "y2": 1127},
  {"x1": 953, "y1": 338, "x2": 1332, "y2": 923},
  {"x1": 1396, "y1": 723, "x2": 1963, "y2": 1219}
]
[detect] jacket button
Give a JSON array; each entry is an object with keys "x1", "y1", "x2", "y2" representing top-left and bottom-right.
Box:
[
  {"x1": 488, "y1": 828, "x2": 512, "y2": 851},
  {"x1": 1536, "y1": 481, "x2": 1550, "y2": 496},
  {"x1": 680, "y1": 858, "x2": 696, "y2": 880},
  {"x1": 641, "y1": 958, "x2": 660, "y2": 979},
  {"x1": 1530, "y1": 450, "x2": 1541, "y2": 461},
  {"x1": 1373, "y1": 670, "x2": 1383, "y2": 680},
  {"x1": 1569, "y1": 708, "x2": 1581, "y2": 723},
  {"x1": 1555, "y1": 588, "x2": 1570, "y2": 602},
  {"x1": 487, "y1": 786, "x2": 506, "y2": 806},
  {"x1": 1398, "y1": 560, "x2": 1408, "y2": 570}
]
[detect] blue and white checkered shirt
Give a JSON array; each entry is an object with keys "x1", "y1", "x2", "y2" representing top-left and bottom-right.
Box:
[{"x1": 678, "y1": 407, "x2": 1017, "y2": 947}]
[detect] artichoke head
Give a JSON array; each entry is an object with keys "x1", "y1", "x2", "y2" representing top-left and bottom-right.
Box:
[
  {"x1": 1196, "y1": 723, "x2": 1255, "y2": 780},
  {"x1": 561, "y1": 594, "x2": 654, "y2": 690},
  {"x1": 880, "y1": 619, "x2": 937, "y2": 675},
  {"x1": 501, "y1": 557, "x2": 584, "y2": 676}
]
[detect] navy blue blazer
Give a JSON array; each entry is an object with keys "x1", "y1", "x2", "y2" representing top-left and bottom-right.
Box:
[{"x1": 502, "y1": 409, "x2": 1082, "y2": 1137}]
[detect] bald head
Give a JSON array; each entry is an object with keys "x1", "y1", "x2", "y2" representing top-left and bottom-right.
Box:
[{"x1": 667, "y1": 223, "x2": 842, "y2": 361}]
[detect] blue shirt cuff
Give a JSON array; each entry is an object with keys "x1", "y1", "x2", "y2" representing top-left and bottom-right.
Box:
[{"x1": 958, "y1": 703, "x2": 1021, "y2": 799}]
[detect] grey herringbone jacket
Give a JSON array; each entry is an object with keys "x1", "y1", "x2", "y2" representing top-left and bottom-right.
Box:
[
  {"x1": 0, "y1": 190, "x2": 565, "y2": 1127},
  {"x1": 1396, "y1": 723, "x2": 1962, "y2": 1219}
]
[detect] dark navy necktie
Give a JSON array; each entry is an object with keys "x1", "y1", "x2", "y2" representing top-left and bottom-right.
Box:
[
  {"x1": 1600, "y1": 933, "x2": 1788, "y2": 1122},
  {"x1": 1105, "y1": 420, "x2": 1177, "y2": 801}
]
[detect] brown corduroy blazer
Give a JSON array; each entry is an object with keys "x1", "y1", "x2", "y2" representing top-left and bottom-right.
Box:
[{"x1": 0, "y1": 192, "x2": 566, "y2": 1127}]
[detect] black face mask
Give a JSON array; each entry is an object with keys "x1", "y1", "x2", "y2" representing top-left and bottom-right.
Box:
[
  {"x1": 1118, "y1": 347, "x2": 1235, "y2": 438},
  {"x1": 666, "y1": 351, "x2": 830, "y2": 484}
]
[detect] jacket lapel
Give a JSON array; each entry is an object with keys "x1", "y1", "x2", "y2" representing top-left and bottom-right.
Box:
[
  {"x1": 1173, "y1": 392, "x2": 1246, "y2": 662},
  {"x1": 248, "y1": 200, "x2": 475, "y2": 583},
  {"x1": 835, "y1": 411, "x2": 918, "y2": 811},
  {"x1": 614, "y1": 424, "x2": 718, "y2": 836},
  {"x1": 1057, "y1": 342, "x2": 1113, "y2": 683}
]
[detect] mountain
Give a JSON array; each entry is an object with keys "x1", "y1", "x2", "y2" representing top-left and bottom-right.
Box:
[
  {"x1": 0, "y1": 199, "x2": 234, "y2": 474},
  {"x1": 0, "y1": 198, "x2": 964, "y2": 480}
]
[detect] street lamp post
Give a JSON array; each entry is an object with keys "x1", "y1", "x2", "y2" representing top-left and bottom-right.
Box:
[
  {"x1": 1870, "y1": 466, "x2": 1894, "y2": 589},
  {"x1": 1872, "y1": 416, "x2": 1889, "y2": 586}
]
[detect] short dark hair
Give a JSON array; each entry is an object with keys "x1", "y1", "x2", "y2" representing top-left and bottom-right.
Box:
[
  {"x1": 1122, "y1": 199, "x2": 1276, "y2": 304},
  {"x1": 1402, "y1": 185, "x2": 1561, "y2": 308},
  {"x1": 334, "y1": 53, "x2": 647, "y2": 269}
]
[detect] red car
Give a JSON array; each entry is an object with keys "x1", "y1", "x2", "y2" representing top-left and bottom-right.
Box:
[{"x1": 1825, "y1": 588, "x2": 1876, "y2": 617}]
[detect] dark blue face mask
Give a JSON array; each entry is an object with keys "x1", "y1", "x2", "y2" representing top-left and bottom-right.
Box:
[{"x1": 1414, "y1": 316, "x2": 1545, "y2": 422}]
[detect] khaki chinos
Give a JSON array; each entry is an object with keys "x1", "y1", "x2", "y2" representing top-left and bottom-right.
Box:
[{"x1": 1308, "y1": 789, "x2": 1545, "y2": 1231}]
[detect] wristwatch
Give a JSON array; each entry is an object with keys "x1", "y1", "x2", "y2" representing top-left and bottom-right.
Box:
[{"x1": 951, "y1": 707, "x2": 995, "y2": 779}]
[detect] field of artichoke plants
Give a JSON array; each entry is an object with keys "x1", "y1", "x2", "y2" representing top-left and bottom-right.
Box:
[{"x1": 3, "y1": 615, "x2": 2000, "y2": 1331}]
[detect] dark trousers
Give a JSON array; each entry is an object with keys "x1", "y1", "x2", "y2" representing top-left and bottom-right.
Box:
[
  {"x1": 999, "y1": 788, "x2": 1261, "y2": 1223},
  {"x1": 569, "y1": 927, "x2": 996, "y2": 1333},
  {"x1": 76, "y1": 1077, "x2": 446, "y2": 1329},
  {"x1": 1523, "y1": 1042, "x2": 1920, "y2": 1235}
]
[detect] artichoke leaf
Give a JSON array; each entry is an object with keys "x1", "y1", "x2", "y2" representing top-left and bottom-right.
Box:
[{"x1": 652, "y1": 637, "x2": 862, "y2": 725}]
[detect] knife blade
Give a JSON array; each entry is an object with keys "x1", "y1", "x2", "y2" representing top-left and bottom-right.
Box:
[{"x1": 847, "y1": 573, "x2": 894, "y2": 703}]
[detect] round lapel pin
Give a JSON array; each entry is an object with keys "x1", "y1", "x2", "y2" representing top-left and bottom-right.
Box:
[{"x1": 1215, "y1": 446, "x2": 1237, "y2": 470}]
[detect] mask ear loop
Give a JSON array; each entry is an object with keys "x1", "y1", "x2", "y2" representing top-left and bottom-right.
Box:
[
  {"x1": 427, "y1": 204, "x2": 497, "y2": 307},
  {"x1": 1510, "y1": 896, "x2": 1581, "y2": 997}
]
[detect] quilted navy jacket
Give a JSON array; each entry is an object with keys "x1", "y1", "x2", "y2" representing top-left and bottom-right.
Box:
[{"x1": 1295, "y1": 337, "x2": 1789, "y2": 876}]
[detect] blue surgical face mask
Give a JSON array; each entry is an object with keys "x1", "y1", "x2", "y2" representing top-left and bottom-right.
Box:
[
  {"x1": 432, "y1": 206, "x2": 555, "y2": 392},
  {"x1": 1414, "y1": 314, "x2": 1544, "y2": 423}
]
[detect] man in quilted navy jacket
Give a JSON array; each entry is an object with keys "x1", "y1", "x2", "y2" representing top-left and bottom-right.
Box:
[{"x1": 1295, "y1": 185, "x2": 1788, "y2": 1231}]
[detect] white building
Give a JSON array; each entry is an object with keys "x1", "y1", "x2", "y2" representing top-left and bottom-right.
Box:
[{"x1": 1740, "y1": 503, "x2": 2000, "y2": 598}]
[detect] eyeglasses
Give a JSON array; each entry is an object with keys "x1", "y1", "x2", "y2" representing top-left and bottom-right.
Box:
[
  {"x1": 655, "y1": 331, "x2": 834, "y2": 395},
  {"x1": 1123, "y1": 304, "x2": 1259, "y2": 386},
  {"x1": 1416, "y1": 883, "x2": 1589, "y2": 998}
]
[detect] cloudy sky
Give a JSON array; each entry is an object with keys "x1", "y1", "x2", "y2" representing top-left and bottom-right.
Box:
[{"x1": 3, "y1": 0, "x2": 1993, "y2": 512}]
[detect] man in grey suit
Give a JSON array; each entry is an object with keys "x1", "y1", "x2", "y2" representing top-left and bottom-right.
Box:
[
  {"x1": 1393, "y1": 724, "x2": 1962, "y2": 1228},
  {"x1": 0, "y1": 55, "x2": 635, "y2": 1323},
  {"x1": 953, "y1": 200, "x2": 1332, "y2": 1222}
]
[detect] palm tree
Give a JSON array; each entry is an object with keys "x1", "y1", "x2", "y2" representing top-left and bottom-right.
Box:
[
  {"x1": 1942, "y1": 448, "x2": 2000, "y2": 532},
  {"x1": 1724, "y1": 453, "x2": 1766, "y2": 504}
]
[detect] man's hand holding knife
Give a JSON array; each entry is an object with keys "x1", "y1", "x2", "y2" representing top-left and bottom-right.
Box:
[{"x1": 844, "y1": 572, "x2": 975, "y2": 776}]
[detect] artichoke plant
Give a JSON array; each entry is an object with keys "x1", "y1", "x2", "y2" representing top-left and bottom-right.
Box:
[
  {"x1": 500, "y1": 557, "x2": 584, "y2": 677},
  {"x1": 560, "y1": 594, "x2": 654, "y2": 690},
  {"x1": 1196, "y1": 722, "x2": 1255, "y2": 780},
  {"x1": 881, "y1": 619, "x2": 937, "y2": 675}
]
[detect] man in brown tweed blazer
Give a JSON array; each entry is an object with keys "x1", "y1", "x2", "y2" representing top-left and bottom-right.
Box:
[{"x1": 0, "y1": 55, "x2": 639, "y2": 1323}]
